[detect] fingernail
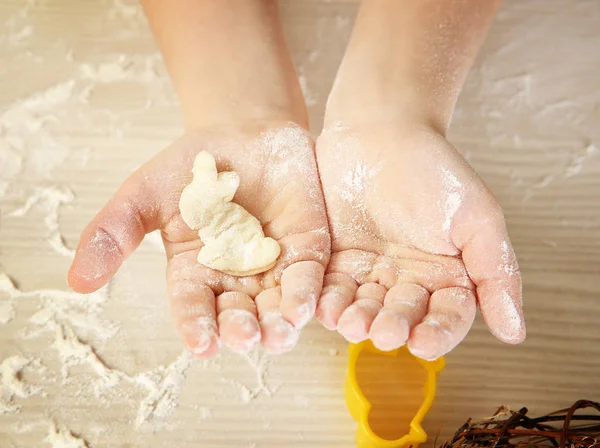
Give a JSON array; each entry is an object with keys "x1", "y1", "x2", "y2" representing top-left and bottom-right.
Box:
[
  {"x1": 260, "y1": 311, "x2": 300, "y2": 354},
  {"x1": 292, "y1": 297, "x2": 317, "y2": 329},
  {"x1": 186, "y1": 317, "x2": 219, "y2": 355}
]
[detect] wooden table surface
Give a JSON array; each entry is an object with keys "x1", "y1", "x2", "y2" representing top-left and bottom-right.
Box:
[{"x1": 1, "y1": 1, "x2": 599, "y2": 447}]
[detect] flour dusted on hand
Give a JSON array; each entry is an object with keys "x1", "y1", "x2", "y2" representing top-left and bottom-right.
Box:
[{"x1": 179, "y1": 151, "x2": 280, "y2": 276}]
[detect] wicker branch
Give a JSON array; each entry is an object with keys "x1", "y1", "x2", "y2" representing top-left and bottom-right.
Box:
[{"x1": 439, "y1": 400, "x2": 600, "y2": 448}]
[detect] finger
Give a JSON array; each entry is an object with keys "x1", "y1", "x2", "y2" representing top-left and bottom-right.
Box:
[
  {"x1": 369, "y1": 283, "x2": 429, "y2": 351},
  {"x1": 167, "y1": 251, "x2": 265, "y2": 299},
  {"x1": 328, "y1": 250, "x2": 472, "y2": 291},
  {"x1": 315, "y1": 273, "x2": 358, "y2": 330},
  {"x1": 168, "y1": 279, "x2": 220, "y2": 359},
  {"x1": 216, "y1": 292, "x2": 261, "y2": 353},
  {"x1": 68, "y1": 172, "x2": 162, "y2": 294},
  {"x1": 337, "y1": 283, "x2": 386, "y2": 343},
  {"x1": 266, "y1": 229, "x2": 331, "y2": 285},
  {"x1": 280, "y1": 261, "x2": 325, "y2": 329},
  {"x1": 255, "y1": 287, "x2": 299, "y2": 355},
  {"x1": 407, "y1": 287, "x2": 476, "y2": 360},
  {"x1": 452, "y1": 199, "x2": 525, "y2": 343}
]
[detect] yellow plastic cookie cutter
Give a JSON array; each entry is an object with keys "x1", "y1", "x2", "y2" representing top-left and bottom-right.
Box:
[{"x1": 344, "y1": 341, "x2": 445, "y2": 448}]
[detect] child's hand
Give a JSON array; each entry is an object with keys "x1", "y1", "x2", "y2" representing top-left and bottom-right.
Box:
[
  {"x1": 315, "y1": 122, "x2": 524, "y2": 360},
  {"x1": 313, "y1": 0, "x2": 513, "y2": 359},
  {"x1": 68, "y1": 124, "x2": 330, "y2": 357}
]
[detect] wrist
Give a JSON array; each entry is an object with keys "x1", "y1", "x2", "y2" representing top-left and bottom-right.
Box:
[
  {"x1": 180, "y1": 77, "x2": 308, "y2": 132},
  {"x1": 324, "y1": 21, "x2": 456, "y2": 133},
  {"x1": 144, "y1": 0, "x2": 308, "y2": 131},
  {"x1": 324, "y1": 76, "x2": 451, "y2": 135},
  {"x1": 324, "y1": 0, "x2": 499, "y2": 134}
]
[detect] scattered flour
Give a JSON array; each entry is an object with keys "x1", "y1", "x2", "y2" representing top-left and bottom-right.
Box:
[
  {"x1": 11, "y1": 279, "x2": 117, "y2": 343},
  {"x1": 199, "y1": 406, "x2": 213, "y2": 420},
  {"x1": 78, "y1": 53, "x2": 163, "y2": 85},
  {"x1": 47, "y1": 421, "x2": 89, "y2": 448},
  {"x1": 334, "y1": 159, "x2": 374, "y2": 235},
  {"x1": 498, "y1": 291, "x2": 523, "y2": 343},
  {"x1": 341, "y1": 162, "x2": 369, "y2": 204},
  {"x1": 0, "y1": 356, "x2": 44, "y2": 414},
  {"x1": 7, "y1": 186, "x2": 75, "y2": 257},
  {"x1": 0, "y1": 267, "x2": 202, "y2": 427},
  {"x1": 523, "y1": 143, "x2": 598, "y2": 201},
  {"x1": 0, "y1": 273, "x2": 19, "y2": 324},
  {"x1": 109, "y1": 0, "x2": 141, "y2": 20},
  {"x1": 308, "y1": 50, "x2": 320, "y2": 64},
  {"x1": 531, "y1": 174, "x2": 555, "y2": 189},
  {"x1": 53, "y1": 321, "x2": 125, "y2": 392},
  {"x1": 440, "y1": 167, "x2": 464, "y2": 232},
  {"x1": 191, "y1": 405, "x2": 213, "y2": 421},
  {"x1": 222, "y1": 349, "x2": 278, "y2": 404},
  {"x1": 564, "y1": 143, "x2": 597, "y2": 178},
  {"x1": 240, "y1": 350, "x2": 278, "y2": 401},
  {"x1": 0, "y1": 1, "x2": 281, "y2": 443},
  {"x1": 107, "y1": 0, "x2": 148, "y2": 40},
  {"x1": 498, "y1": 240, "x2": 519, "y2": 277},
  {"x1": 0, "y1": 80, "x2": 75, "y2": 183},
  {"x1": 0, "y1": 44, "x2": 176, "y2": 197},
  {"x1": 0, "y1": 269, "x2": 223, "y2": 436},
  {"x1": 21, "y1": 81, "x2": 75, "y2": 111},
  {"x1": 541, "y1": 239, "x2": 558, "y2": 248},
  {"x1": 335, "y1": 15, "x2": 351, "y2": 30},
  {"x1": 321, "y1": 126, "x2": 385, "y2": 236},
  {"x1": 134, "y1": 351, "x2": 194, "y2": 427},
  {"x1": 0, "y1": 146, "x2": 23, "y2": 196},
  {"x1": 298, "y1": 73, "x2": 318, "y2": 107},
  {"x1": 3, "y1": 20, "x2": 34, "y2": 46},
  {"x1": 26, "y1": 303, "x2": 198, "y2": 429}
]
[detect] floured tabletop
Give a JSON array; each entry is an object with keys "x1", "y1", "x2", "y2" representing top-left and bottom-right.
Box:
[{"x1": 1, "y1": 1, "x2": 599, "y2": 447}]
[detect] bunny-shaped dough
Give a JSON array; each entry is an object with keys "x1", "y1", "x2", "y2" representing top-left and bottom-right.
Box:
[{"x1": 179, "y1": 151, "x2": 281, "y2": 276}]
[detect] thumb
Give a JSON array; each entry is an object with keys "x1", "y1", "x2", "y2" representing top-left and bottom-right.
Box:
[
  {"x1": 68, "y1": 172, "x2": 161, "y2": 293},
  {"x1": 452, "y1": 192, "x2": 525, "y2": 344}
]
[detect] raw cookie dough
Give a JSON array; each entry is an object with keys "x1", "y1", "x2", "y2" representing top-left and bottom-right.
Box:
[{"x1": 179, "y1": 151, "x2": 281, "y2": 276}]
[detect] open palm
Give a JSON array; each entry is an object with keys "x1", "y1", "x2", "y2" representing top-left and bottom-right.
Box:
[
  {"x1": 315, "y1": 122, "x2": 524, "y2": 360},
  {"x1": 68, "y1": 124, "x2": 330, "y2": 357}
]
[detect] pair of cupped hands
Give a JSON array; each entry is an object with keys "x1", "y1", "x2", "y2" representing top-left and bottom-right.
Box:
[{"x1": 68, "y1": 112, "x2": 525, "y2": 361}]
